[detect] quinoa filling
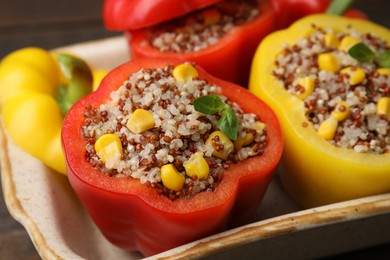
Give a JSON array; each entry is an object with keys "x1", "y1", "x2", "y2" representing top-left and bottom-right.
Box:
[
  {"x1": 273, "y1": 24, "x2": 390, "y2": 154},
  {"x1": 147, "y1": 0, "x2": 259, "y2": 53},
  {"x1": 81, "y1": 64, "x2": 267, "y2": 200}
]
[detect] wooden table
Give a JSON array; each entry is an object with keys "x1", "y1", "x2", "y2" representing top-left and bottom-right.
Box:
[{"x1": 0, "y1": 0, "x2": 389, "y2": 259}]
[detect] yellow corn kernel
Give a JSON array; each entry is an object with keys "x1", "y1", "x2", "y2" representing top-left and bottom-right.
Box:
[
  {"x1": 341, "y1": 66, "x2": 366, "y2": 85},
  {"x1": 205, "y1": 131, "x2": 234, "y2": 160},
  {"x1": 318, "y1": 53, "x2": 341, "y2": 72},
  {"x1": 200, "y1": 8, "x2": 221, "y2": 25},
  {"x1": 172, "y1": 63, "x2": 199, "y2": 82},
  {"x1": 94, "y1": 134, "x2": 123, "y2": 163},
  {"x1": 377, "y1": 97, "x2": 390, "y2": 119},
  {"x1": 296, "y1": 77, "x2": 315, "y2": 99},
  {"x1": 331, "y1": 100, "x2": 350, "y2": 122},
  {"x1": 161, "y1": 164, "x2": 185, "y2": 191},
  {"x1": 234, "y1": 132, "x2": 254, "y2": 150},
  {"x1": 377, "y1": 68, "x2": 390, "y2": 76},
  {"x1": 324, "y1": 34, "x2": 340, "y2": 49},
  {"x1": 183, "y1": 152, "x2": 210, "y2": 179},
  {"x1": 126, "y1": 108, "x2": 155, "y2": 134},
  {"x1": 318, "y1": 117, "x2": 338, "y2": 141},
  {"x1": 339, "y1": 36, "x2": 361, "y2": 52},
  {"x1": 255, "y1": 122, "x2": 265, "y2": 134}
]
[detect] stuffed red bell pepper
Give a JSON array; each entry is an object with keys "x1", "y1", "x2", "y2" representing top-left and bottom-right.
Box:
[
  {"x1": 103, "y1": 0, "x2": 365, "y2": 86},
  {"x1": 126, "y1": 0, "x2": 275, "y2": 86},
  {"x1": 62, "y1": 58, "x2": 283, "y2": 256}
]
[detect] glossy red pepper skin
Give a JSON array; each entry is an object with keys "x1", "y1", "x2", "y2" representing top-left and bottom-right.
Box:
[
  {"x1": 62, "y1": 58, "x2": 283, "y2": 256},
  {"x1": 271, "y1": 0, "x2": 368, "y2": 28},
  {"x1": 103, "y1": 0, "x2": 223, "y2": 30},
  {"x1": 104, "y1": 0, "x2": 366, "y2": 87},
  {"x1": 129, "y1": 0, "x2": 276, "y2": 86}
]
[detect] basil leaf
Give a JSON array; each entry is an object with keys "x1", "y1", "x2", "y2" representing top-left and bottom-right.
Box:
[
  {"x1": 194, "y1": 94, "x2": 226, "y2": 115},
  {"x1": 326, "y1": 0, "x2": 354, "y2": 15},
  {"x1": 217, "y1": 107, "x2": 238, "y2": 141},
  {"x1": 194, "y1": 94, "x2": 239, "y2": 140},
  {"x1": 377, "y1": 50, "x2": 390, "y2": 68},
  {"x1": 348, "y1": 42, "x2": 376, "y2": 63}
]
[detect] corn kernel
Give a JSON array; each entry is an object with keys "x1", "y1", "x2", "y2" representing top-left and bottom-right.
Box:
[
  {"x1": 183, "y1": 152, "x2": 210, "y2": 179},
  {"x1": 234, "y1": 132, "x2": 254, "y2": 150},
  {"x1": 161, "y1": 164, "x2": 185, "y2": 191},
  {"x1": 377, "y1": 97, "x2": 390, "y2": 119},
  {"x1": 200, "y1": 8, "x2": 221, "y2": 25},
  {"x1": 205, "y1": 131, "x2": 234, "y2": 160},
  {"x1": 341, "y1": 66, "x2": 366, "y2": 85},
  {"x1": 318, "y1": 53, "x2": 341, "y2": 72},
  {"x1": 255, "y1": 122, "x2": 265, "y2": 134},
  {"x1": 318, "y1": 117, "x2": 338, "y2": 141},
  {"x1": 377, "y1": 68, "x2": 390, "y2": 76},
  {"x1": 126, "y1": 108, "x2": 155, "y2": 134},
  {"x1": 296, "y1": 77, "x2": 315, "y2": 99},
  {"x1": 172, "y1": 63, "x2": 199, "y2": 82},
  {"x1": 339, "y1": 36, "x2": 361, "y2": 52},
  {"x1": 94, "y1": 134, "x2": 123, "y2": 163},
  {"x1": 324, "y1": 34, "x2": 340, "y2": 49},
  {"x1": 331, "y1": 100, "x2": 350, "y2": 121}
]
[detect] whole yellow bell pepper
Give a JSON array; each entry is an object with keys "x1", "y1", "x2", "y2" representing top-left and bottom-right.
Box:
[
  {"x1": 0, "y1": 47, "x2": 94, "y2": 174},
  {"x1": 249, "y1": 14, "x2": 390, "y2": 208}
]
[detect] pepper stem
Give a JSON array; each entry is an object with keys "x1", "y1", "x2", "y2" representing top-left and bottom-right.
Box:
[
  {"x1": 326, "y1": 0, "x2": 354, "y2": 15},
  {"x1": 55, "y1": 53, "x2": 93, "y2": 116}
]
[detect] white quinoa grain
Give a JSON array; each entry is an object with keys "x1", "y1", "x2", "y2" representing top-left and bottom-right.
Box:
[
  {"x1": 82, "y1": 64, "x2": 267, "y2": 200},
  {"x1": 274, "y1": 25, "x2": 390, "y2": 154},
  {"x1": 148, "y1": 0, "x2": 259, "y2": 53}
]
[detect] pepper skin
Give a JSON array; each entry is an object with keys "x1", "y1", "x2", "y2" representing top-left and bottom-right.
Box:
[
  {"x1": 128, "y1": 0, "x2": 276, "y2": 86},
  {"x1": 62, "y1": 58, "x2": 283, "y2": 256},
  {"x1": 249, "y1": 14, "x2": 390, "y2": 208},
  {"x1": 104, "y1": 0, "x2": 365, "y2": 87},
  {"x1": 271, "y1": 0, "x2": 368, "y2": 29},
  {"x1": 0, "y1": 47, "x2": 93, "y2": 174},
  {"x1": 103, "y1": 0, "x2": 223, "y2": 30}
]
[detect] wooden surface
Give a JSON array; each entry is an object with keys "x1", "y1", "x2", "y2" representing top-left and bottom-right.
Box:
[{"x1": 0, "y1": 0, "x2": 389, "y2": 259}]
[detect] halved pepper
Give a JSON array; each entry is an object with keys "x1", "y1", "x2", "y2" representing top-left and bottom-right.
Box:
[
  {"x1": 249, "y1": 14, "x2": 390, "y2": 208},
  {"x1": 127, "y1": 0, "x2": 276, "y2": 85},
  {"x1": 61, "y1": 58, "x2": 283, "y2": 256},
  {"x1": 104, "y1": 0, "x2": 366, "y2": 87},
  {"x1": 103, "y1": 0, "x2": 224, "y2": 30},
  {"x1": 0, "y1": 47, "x2": 93, "y2": 174}
]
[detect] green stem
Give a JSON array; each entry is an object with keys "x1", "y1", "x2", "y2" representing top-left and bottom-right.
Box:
[
  {"x1": 55, "y1": 53, "x2": 93, "y2": 116},
  {"x1": 326, "y1": 0, "x2": 354, "y2": 15}
]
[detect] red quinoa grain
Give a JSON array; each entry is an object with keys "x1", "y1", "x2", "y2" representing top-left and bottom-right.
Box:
[
  {"x1": 274, "y1": 26, "x2": 390, "y2": 154},
  {"x1": 148, "y1": 0, "x2": 259, "y2": 53},
  {"x1": 81, "y1": 64, "x2": 267, "y2": 200}
]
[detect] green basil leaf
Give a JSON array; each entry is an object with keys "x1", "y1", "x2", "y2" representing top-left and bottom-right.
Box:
[
  {"x1": 376, "y1": 50, "x2": 390, "y2": 68},
  {"x1": 348, "y1": 42, "x2": 376, "y2": 63},
  {"x1": 326, "y1": 0, "x2": 354, "y2": 15},
  {"x1": 217, "y1": 107, "x2": 238, "y2": 141},
  {"x1": 194, "y1": 94, "x2": 226, "y2": 115}
]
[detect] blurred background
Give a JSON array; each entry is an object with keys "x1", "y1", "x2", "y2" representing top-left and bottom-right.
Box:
[
  {"x1": 0, "y1": 0, "x2": 120, "y2": 59},
  {"x1": 0, "y1": 0, "x2": 389, "y2": 259},
  {"x1": 1, "y1": 0, "x2": 390, "y2": 59}
]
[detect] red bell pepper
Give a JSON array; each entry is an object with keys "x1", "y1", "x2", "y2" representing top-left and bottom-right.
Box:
[
  {"x1": 128, "y1": 0, "x2": 276, "y2": 86},
  {"x1": 103, "y1": 0, "x2": 223, "y2": 30},
  {"x1": 104, "y1": 0, "x2": 365, "y2": 87},
  {"x1": 62, "y1": 58, "x2": 283, "y2": 256},
  {"x1": 271, "y1": 0, "x2": 368, "y2": 28}
]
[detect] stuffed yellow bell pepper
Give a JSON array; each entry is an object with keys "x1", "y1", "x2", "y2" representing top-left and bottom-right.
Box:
[
  {"x1": 249, "y1": 14, "x2": 390, "y2": 208},
  {"x1": 0, "y1": 47, "x2": 94, "y2": 174}
]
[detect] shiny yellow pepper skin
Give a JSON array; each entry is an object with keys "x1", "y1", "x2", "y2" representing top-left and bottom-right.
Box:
[
  {"x1": 0, "y1": 47, "x2": 94, "y2": 174},
  {"x1": 249, "y1": 14, "x2": 390, "y2": 208}
]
